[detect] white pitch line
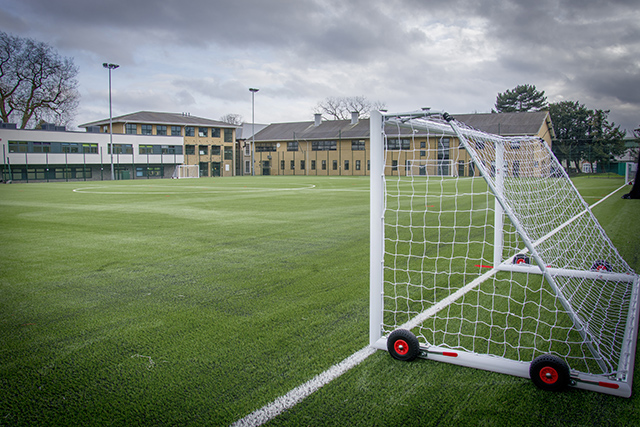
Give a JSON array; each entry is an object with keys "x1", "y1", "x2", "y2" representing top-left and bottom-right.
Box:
[{"x1": 231, "y1": 346, "x2": 376, "y2": 427}]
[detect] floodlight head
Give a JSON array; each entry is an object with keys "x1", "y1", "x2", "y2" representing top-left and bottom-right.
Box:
[
  {"x1": 249, "y1": 88, "x2": 259, "y2": 93},
  {"x1": 103, "y1": 63, "x2": 120, "y2": 70}
]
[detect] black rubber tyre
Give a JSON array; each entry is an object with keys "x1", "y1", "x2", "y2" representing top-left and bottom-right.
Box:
[
  {"x1": 530, "y1": 354, "x2": 570, "y2": 392},
  {"x1": 591, "y1": 260, "x2": 612, "y2": 272},
  {"x1": 387, "y1": 329, "x2": 420, "y2": 362},
  {"x1": 513, "y1": 254, "x2": 530, "y2": 265}
]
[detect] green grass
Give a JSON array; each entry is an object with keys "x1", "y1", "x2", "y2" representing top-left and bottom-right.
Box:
[{"x1": 0, "y1": 176, "x2": 638, "y2": 426}]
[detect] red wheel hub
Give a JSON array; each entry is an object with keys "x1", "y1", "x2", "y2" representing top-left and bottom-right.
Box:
[
  {"x1": 394, "y1": 339, "x2": 409, "y2": 356},
  {"x1": 517, "y1": 259, "x2": 526, "y2": 264},
  {"x1": 539, "y1": 366, "x2": 559, "y2": 384}
]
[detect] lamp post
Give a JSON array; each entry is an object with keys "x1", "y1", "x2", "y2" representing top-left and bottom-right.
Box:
[
  {"x1": 249, "y1": 88, "x2": 259, "y2": 176},
  {"x1": 103, "y1": 63, "x2": 119, "y2": 180}
]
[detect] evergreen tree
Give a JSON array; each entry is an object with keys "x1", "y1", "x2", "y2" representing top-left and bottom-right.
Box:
[{"x1": 495, "y1": 84, "x2": 548, "y2": 113}]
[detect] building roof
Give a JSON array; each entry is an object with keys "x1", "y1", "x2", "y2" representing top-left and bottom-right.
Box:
[
  {"x1": 237, "y1": 123, "x2": 269, "y2": 140},
  {"x1": 80, "y1": 111, "x2": 239, "y2": 129},
  {"x1": 253, "y1": 111, "x2": 553, "y2": 142},
  {"x1": 452, "y1": 111, "x2": 553, "y2": 137},
  {"x1": 254, "y1": 118, "x2": 370, "y2": 142}
]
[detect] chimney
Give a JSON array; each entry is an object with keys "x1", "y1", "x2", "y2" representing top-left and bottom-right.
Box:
[
  {"x1": 351, "y1": 111, "x2": 359, "y2": 125},
  {"x1": 314, "y1": 113, "x2": 322, "y2": 127}
]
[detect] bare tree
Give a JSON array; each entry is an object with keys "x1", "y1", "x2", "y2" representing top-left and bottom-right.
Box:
[
  {"x1": 0, "y1": 31, "x2": 79, "y2": 128},
  {"x1": 219, "y1": 113, "x2": 243, "y2": 125},
  {"x1": 314, "y1": 96, "x2": 386, "y2": 120}
]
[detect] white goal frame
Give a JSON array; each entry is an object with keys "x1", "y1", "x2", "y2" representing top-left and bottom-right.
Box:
[
  {"x1": 172, "y1": 164, "x2": 200, "y2": 179},
  {"x1": 369, "y1": 109, "x2": 639, "y2": 397}
]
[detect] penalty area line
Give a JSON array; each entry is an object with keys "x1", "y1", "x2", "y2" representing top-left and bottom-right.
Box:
[{"x1": 231, "y1": 346, "x2": 376, "y2": 427}]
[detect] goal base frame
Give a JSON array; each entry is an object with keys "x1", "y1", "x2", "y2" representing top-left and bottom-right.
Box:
[{"x1": 373, "y1": 334, "x2": 636, "y2": 398}]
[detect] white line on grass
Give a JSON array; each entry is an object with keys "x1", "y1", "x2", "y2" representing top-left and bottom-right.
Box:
[
  {"x1": 231, "y1": 346, "x2": 376, "y2": 427},
  {"x1": 230, "y1": 182, "x2": 630, "y2": 427}
]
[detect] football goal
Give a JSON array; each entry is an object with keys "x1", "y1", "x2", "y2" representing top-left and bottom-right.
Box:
[
  {"x1": 369, "y1": 109, "x2": 639, "y2": 397},
  {"x1": 172, "y1": 164, "x2": 199, "y2": 179}
]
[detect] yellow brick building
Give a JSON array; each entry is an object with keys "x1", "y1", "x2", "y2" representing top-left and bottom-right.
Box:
[
  {"x1": 251, "y1": 111, "x2": 554, "y2": 177},
  {"x1": 81, "y1": 111, "x2": 239, "y2": 177}
]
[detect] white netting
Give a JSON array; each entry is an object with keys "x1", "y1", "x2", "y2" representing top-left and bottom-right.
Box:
[
  {"x1": 378, "y1": 111, "x2": 638, "y2": 378},
  {"x1": 173, "y1": 165, "x2": 199, "y2": 179}
]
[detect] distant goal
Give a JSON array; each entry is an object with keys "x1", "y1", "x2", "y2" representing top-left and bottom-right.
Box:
[
  {"x1": 172, "y1": 165, "x2": 199, "y2": 179},
  {"x1": 369, "y1": 109, "x2": 639, "y2": 397}
]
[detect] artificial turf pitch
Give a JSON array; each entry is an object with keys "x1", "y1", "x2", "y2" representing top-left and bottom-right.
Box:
[{"x1": 0, "y1": 175, "x2": 638, "y2": 426}]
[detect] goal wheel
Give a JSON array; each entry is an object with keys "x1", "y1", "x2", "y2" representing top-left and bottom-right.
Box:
[
  {"x1": 530, "y1": 354, "x2": 570, "y2": 392},
  {"x1": 513, "y1": 254, "x2": 530, "y2": 265},
  {"x1": 591, "y1": 260, "x2": 612, "y2": 272},
  {"x1": 387, "y1": 329, "x2": 420, "y2": 361}
]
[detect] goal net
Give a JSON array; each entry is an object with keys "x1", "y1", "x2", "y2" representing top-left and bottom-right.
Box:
[
  {"x1": 369, "y1": 110, "x2": 639, "y2": 397},
  {"x1": 172, "y1": 164, "x2": 199, "y2": 179}
]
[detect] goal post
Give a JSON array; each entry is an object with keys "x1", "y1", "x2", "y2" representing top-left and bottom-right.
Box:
[
  {"x1": 369, "y1": 109, "x2": 640, "y2": 397},
  {"x1": 172, "y1": 164, "x2": 199, "y2": 179}
]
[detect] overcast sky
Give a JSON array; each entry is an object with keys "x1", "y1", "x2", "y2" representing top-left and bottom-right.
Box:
[{"x1": 1, "y1": 0, "x2": 639, "y2": 134}]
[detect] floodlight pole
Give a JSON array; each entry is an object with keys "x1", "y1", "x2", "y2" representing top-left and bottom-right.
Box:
[
  {"x1": 103, "y1": 63, "x2": 119, "y2": 180},
  {"x1": 249, "y1": 88, "x2": 259, "y2": 176}
]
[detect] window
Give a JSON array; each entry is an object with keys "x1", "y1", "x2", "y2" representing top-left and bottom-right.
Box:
[
  {"x1": 392, "y1": 160, "x2": 398, "y2": 172},
  {"x1": 185, "y1": 126, "x2": 195, "y2": 137},
  {"x1": 351, "y1": 140, "x2": 365, "y2": 151},
  {"x1": 185, "y1": 145, "x2": 195, "y2": 155},
  {"x1": 312, "y1": 140, "x2": 336, "y2": 151},
  {"x1": 199, "y1": 162, "x2": 209, "y2": 177},
  {"x1": 171, "y1": 126, "x2": 182, "y2": 136},
  {"x1": 311, "y1": 160, "x2": 316, "y2": 170},
  {"x1": 140, "y1": 145, "x2": 153, "y2": 154},
  {"x1": 332, "y1": 160, "x2": 338, "y2": 170},
  {"x1": 420, "y1": 141, "x2": 426, "y2": 148},
  {"x1": 437, "y1": 138, "x2": 450, "y2": 176},
  {"x1": 199, "y1": 127, "x2": 208, "y2": 137},
  {"x1": 244, "y1": 144, "x2": 250, "y2": 156},
  {"x1": 224, "y1": 147, "x2": 233, "y2": 160},
  {"x1": 386, "y1": 139, "x2": 410, "y2": 150},
  {"x1": 156, "y1": 125, "x2": 167, "y2": 136},
  {"x1": 281, "y1": 160, "x2": 285, "y2": 170},
  {"x1": 125, "y1": 124, "x2": 137, "y2": 134},
  {"x1": 82, "y1": 143, "x2": 98, "y2": 154},
  {"x1": 109, "y1": 144, "x2": 133, "y2": 154},
  {"x1": 8, "y1": 141, "x2": 28, "y2": 153},
  {"x1": 356, "y1": 160, "x2": 361, "y2": 170},
  {"x1": 33, "y1": 142, "x2": 51, "y2": 153},
  {"x1": 136, "y1": 166, "x2": 163, "y2": 177},
  {"x1": 245, "y1": 160, "x2": 250, "y2": 174},
  {"x1": 322, "y1": 160, "x2": 326, "y2": 170},
  {"x1": 344, "y1": 160, "x2": 349, "y2": 170},
  {"x1": 421, "y1": 151, "x2": 426, "y2": 157},
  {"x1": 212, "y1": 145, "x2": 221, "y2": 156},
  {"x1": 62, "y1": 143, "x2": 79, "y2": 153},
  {"x1": 287, "y1": 142, "x2": 299, "y2": 151},
  {"x1": 300, "y1": 160, "x2": 305, "y2": 170},
  {"x1": 199, "y1": 145, "x2": 208, "y2": 155},
  {"x1": 224, "y1": 128, "x2": 233, "y2": 142},
  {"x1": 256, "y1": 143, "x2": 277, "y2": 152},
  {"x1": 211, "y1": 128, "x2": 221, "y2": 138},
  {"x1": 290, "y1": 160, "x2": 295, "y2": 170},
  {"x1": 141, "y1": 124, "x2": 152, "y2": 135}
]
